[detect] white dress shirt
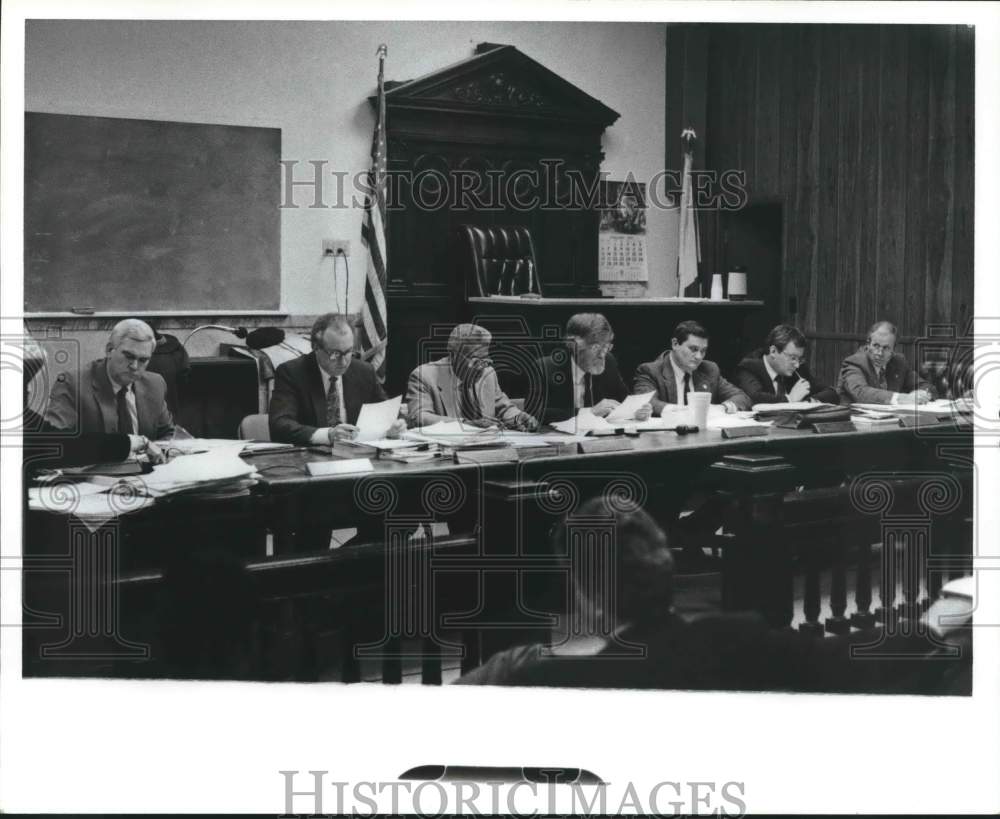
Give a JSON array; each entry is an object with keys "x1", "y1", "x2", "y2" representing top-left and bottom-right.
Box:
[
  {"x1": 109, "y1": 373, "x2": 145, "y2": 454},
  {"x1": 571, "y1": 358, "x2": 588, "y2": 410},
  {"x1": 762, "y1": 355, "x2": 786, "y2": 400},
  {"x1": 309, "y1": 369, "x2": 347, "y2": 445}
]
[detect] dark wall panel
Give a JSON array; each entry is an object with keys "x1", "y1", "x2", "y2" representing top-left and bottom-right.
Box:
[{"x1": 671, "y1": 23, "x2": 974, "y2": 386}]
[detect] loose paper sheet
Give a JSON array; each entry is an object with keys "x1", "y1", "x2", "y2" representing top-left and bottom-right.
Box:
[
  {"x1": 606, "y1": 390, "x2": 654, "y2": 421},
  {"x1": 355, "y1": 395, "x2": 403, "y2": 441}
]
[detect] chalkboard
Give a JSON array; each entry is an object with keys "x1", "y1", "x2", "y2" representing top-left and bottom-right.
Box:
[{"x1": 25, "y1": 112, "x2": 281, "y2": 313}]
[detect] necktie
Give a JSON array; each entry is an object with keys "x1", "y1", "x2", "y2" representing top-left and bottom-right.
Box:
[
  {"x1": 775, "y1": 376, "x2": 786, "y2": 399},
  {"x1": 326, "y1": 376, "x2": 342, "y2": 427},
  {"x1": 116, "y1": 386, "x2": 134, "y2": 435},
  {"x1": 876, "y1": 368, "x2": 888, "y2": 390},
  {"x1": 682, "y1": 373, "x2": 691, "y2": 405},
  {"x1": 585, "y1": 373, "x2": 593, "y2": 407}
]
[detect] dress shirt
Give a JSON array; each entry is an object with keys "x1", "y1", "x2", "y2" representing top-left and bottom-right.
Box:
[
  {"x1": 669, "y1": 353, "x2": 737, "y2": 413},
  {"x1": 110, "y1": 379, "x2": 146, "y2": 454},
  {"x1": 668, "y1": 355, "x2": 689, "y2": 406},
  {"x1": 309, "y1": 369, "x2": 347, "y2": 445},
  {"x1": 571, "y1": 358, "x2": 587, "y2": 410},
  {"x1": 762, "y1": 356, "x2": 785, "y2": 400}
]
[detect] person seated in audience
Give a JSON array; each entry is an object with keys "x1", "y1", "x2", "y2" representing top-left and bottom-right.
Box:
[
  {"x1": 837, "y1": 320, "x2": 935, "y2": 405},
  {"x1": 734, "y1": 324, "x2": 839, "y2": 406},
  {"x1": 406, "y1": 323, "x2": 539, "y2": 430},
  {"x1": 43, "y1": 318, "x2": 172, "y2": 461},
  {"x1": 269, "y1": 312, "x2": 406, "y2": 445},
  {"x1": 455, "y1": 497, "x2": 969, "y2": 693},
  {"x1": 633, "y1": 320, "x2": 751, "y2": 415},
  {"x1": 537, "y1": 313, "x2": 652, "y2": 424},
  {"x1": 22, "y1": 330, "x2": 145, "y2": 471}
]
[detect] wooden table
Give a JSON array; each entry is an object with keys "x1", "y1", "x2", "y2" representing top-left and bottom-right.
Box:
[{"x1": 23, "y1": 417, "x2": 973, "y2": 680}]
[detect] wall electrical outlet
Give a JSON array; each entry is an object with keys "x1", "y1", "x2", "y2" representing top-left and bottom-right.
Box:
[{"x1": 323, "y1": 239, "x2": 351, "y2": 256}]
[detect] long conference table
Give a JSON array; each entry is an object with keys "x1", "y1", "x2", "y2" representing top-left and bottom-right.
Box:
[{"x1": 23, "y1": 415, "x2": 974, "y2": 681}]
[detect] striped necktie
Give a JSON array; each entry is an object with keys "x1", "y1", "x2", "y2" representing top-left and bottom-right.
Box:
[
  {"x1": 876, "y1": 368, "x2": 888, "y2": 390},
  {"x1": 326, "y1": 377, "x2": 342, "y2": 427}
]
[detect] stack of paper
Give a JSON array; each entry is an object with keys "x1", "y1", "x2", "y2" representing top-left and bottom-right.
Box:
[
  {"x1": 28, "y1": 480, "x2": 156, "y2": 530},
  {"x1": 404, "y1": 421, "x2": 506, "y2": 450},
  {"x1": 121, "y1": 451, "x2": 258, "y2": 499}
]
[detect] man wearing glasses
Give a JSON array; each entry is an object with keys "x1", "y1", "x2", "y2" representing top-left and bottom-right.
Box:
[
  {"x1": 44, "y1": 318, "x2": 173, "y2": 463},
  {"x1": 734, "y1": 324, "x2": 838, "y2": 406},
  {"x1": 836, "y1": 320, "x2": 934, "y2": 405},
  {"x1": 406, "y1": 323, "x2": 538, "y2": 430},
  {"x1": 269, "y1": 313, "x2": 406, "y2": 445},
  {"x1": 538, "y1": 313, "x2": 651, "y2": 423}
]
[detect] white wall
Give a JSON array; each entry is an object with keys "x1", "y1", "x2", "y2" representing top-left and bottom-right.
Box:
[{"x1": 26, "y1": 19, "x2": 672, "y2": 320}]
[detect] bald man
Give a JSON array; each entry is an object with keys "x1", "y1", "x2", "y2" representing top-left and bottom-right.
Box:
[{"x1": 44, "y1": 318, "x2": 175, "y2": 458}]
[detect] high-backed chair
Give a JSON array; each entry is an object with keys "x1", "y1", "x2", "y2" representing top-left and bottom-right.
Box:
[{"x1": 458, "y1": 225, "x2": 543, "y2": 298}]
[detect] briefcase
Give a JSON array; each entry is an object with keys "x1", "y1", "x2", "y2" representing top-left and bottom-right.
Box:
[{"x1": 770, "y1": 406, "x2": 852, "y2": 429}]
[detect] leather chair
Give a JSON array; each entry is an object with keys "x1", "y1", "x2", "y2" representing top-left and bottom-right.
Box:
[{"x1": 458, "y1": 225, "x2": 543, "y2": 298}]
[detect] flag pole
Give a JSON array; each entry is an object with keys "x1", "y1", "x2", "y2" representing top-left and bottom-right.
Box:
[
  {"x1": 677, "y1": 127, "x2": 700, "y2": 297},
  {"x1": 360, "y1": 43, "x2": 390, "y2": 382}
]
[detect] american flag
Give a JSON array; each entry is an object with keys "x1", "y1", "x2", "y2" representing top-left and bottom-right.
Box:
[
  {"x1": 677, "y1": 128, "x2": 701, "y2": 295},
  {"x1": 360, "y1": 44, "x2": 389, "y2": 380}
]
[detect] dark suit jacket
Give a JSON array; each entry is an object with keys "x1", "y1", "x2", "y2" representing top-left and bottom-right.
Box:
[
  {"x1": 538, "y1": 352, "x2": 628, "y2": 423},
  {"x1": 23, "y1": 407, "x2": 130, "y2": 473},
  {"x1": 837, "y1": 350, "x2": 934, "y2": 404},
  {"x1": 454, "y1": 611, "x2": 966, "y2": 694},
  {"x1": 632, "y1": 353, "x2": 751, "y2": 414},
  {"x1": 734, "y1": 351, "x2": 839, "y2": 406},
  {"x1": 269, "y1": 353, "x2": 387, "y2": 444},
  {"x1": 44, "y1": 359, "x2": 174, "y2": 440}
]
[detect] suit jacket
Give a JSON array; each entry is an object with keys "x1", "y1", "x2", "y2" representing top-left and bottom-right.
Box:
[
  {"x1": 538, "y1": 352, "x2": 628, "y2": 423},
  {"x1": 632, "y1": 353, "x2": 751, "y2": 414},
  {"x1": 406, "y1": 357, "x2": 521, "y2": 428},
  {"x1": 453, "y1": 611, "x2": 964, "y2": 694},
  {"x1": 23, "y1": 407, "x2": 130, "y2": 472},
  {"x1": 734, "y1": 351, "x2": 840, "y2": 406},
  {"x1": 836, "y1": 350, "x2": 934, "y2": 404},
  {"x1": 44, "y1": 359, "x2": 175, "y2": 440},
  {"x1": 268, "y1": 353, "x2": 387, "y2": 445}
]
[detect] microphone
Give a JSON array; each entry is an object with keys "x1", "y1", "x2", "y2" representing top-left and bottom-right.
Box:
[{"x1": 244, "y1": 327, "x2": 285, "y2": 350}]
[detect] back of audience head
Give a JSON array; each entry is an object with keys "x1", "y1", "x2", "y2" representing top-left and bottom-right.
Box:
[{"x1": 551, "y1": 496, "x2": 674, "y2": 629}]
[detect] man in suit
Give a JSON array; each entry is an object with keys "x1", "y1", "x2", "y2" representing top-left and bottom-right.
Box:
[
  {"x1": 269, "y1": 313, "x2": 406, "y2": 445},
  {"x1": 734, "y1": 324, "x2": 839, "y2": 406},
  {"x1": 633, "y1": 320, "x2": 750, "y2": 414},
  {"x1": 406, "y1": 323, "x2": 538, "y2": 430},
  {"x1": 23, "y1": 331, "x2": 135, "y2": 472},
  {"x1": 44, "y1": 318, "x2": 171, "y2": 461},
  {"x1": 537, "y1": 312, "x2": 651, "y2": 423},
  {"x1": 836, "y1": 320, "x2": 934, "y2": 405}
]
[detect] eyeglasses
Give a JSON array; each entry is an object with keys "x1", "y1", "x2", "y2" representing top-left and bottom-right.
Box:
[
  {"x1": 582, "y1": 341, "x2": 613, "y2": 356},
  {"x1": 869, "y1": 342, "x2": 894, "y2": 354},
  {"x1": 780, "y1": 350, "x2": 804, "y2": 364},
  {"x1": 321, "y1": 349, "x2": 353, "y2": 363}
]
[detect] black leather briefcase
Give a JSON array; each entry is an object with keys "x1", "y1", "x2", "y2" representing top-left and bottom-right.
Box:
[{"x1": 769, "y1": 406, "x2": 852, "y2": 429}]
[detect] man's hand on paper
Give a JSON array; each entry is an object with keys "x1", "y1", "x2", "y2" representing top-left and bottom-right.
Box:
[
  {"x1": 328, "y1": 423, "x2": 360, "y2": 443},
  {"x1": 590, "y1": 398, "x2": 621, "y2": 418},
  {"x1": 386, "y1": 419, "x2": 407, "y2": 439}
]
